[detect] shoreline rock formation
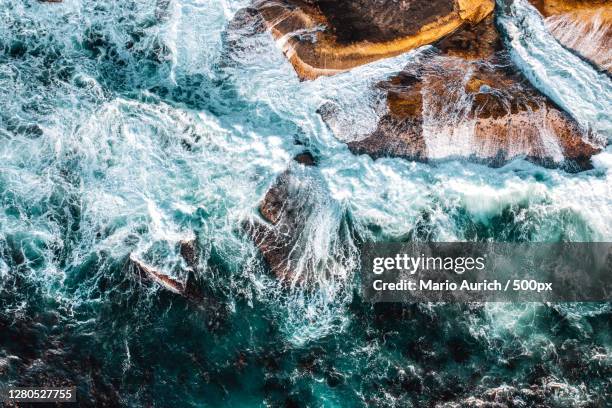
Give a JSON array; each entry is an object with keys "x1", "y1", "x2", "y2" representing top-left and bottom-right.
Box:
[
  {"x1": 128, "y1": 239, "x2": 206, "y2": 302},
  {"x1": 245, "y1": 151, "x2": 357, "y2": 284},
  {"x1": 246, "y1": 0, "x2": 605, "y2": 168},
  {"x1": 130, "y1": 254, "x2": 186, "y2": 295},
  {"x1": 529, "y1": 0, "x2": 609, "y2": 16},
  {"x1": 244, "y1": 152, "x2": 317, "y2": 282},
  {"x1": 255, "y1": 0, "x2": 494, "y2": 79},
  {"x1": 340, "y1": 16, "x2": 604, "y2": 169},
  {"x1": 127, "y1": 247, "x2": 229, "y2": 331},
  {"x1": 530, "y1": 0, "x2": 611, "y2": 74}
]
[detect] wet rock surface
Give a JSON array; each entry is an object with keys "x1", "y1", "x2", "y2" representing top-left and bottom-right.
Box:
[
  {"x1": 529, "y1": 0, "x2": 610, "y2": 16},
  {"x1": 244, "y1": 152, "x2": 319, "y2": 281},
  {"x1": 244, "y1": 150, "x2": 354, "y2": 284},
  {"x1": 531, "y1": 0, "x2": 612, "y2": 74},
  {"x1": 245, "y1": 0, "x2": 606, "y2": 168},
  {"x1": 293, "y1": 151, "x2": 317, "y2": 166},
  {"x1": 2, "y1": 0, "x2": 611, "y2": 406},
  {"x1": 127, "y1": 239, "x2": 227, "y2": 322},
  {"x1": 130, "y1": 254, "x2": 187, "y2": 295},
  {"x1": 342, "y1": 16, "x2": 604, "y2": 169},
  {"x1": 302, "y1": 0, "x2": 455, "y2": 43},
  {"x1": 253, "y1": 0, "x2": 494, "y2": 79}
]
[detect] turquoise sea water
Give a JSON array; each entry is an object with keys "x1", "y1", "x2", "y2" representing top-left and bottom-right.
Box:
[{"x1": 0, "y1": 0, "x2": 610, "y2": 406}]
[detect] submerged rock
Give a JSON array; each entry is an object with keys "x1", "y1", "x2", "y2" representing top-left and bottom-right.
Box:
[
  {"x1": 244, "y1": 153, "x2": 317, "y2": 281},
  {"x1": 341, "y1": 16, "x2": 603, "y2": 169},
  {"x1": 129, "y1": 254, "x2": 186, "y2": 295},
  {"x1": 179, "y1": 238, "x2": 199, "y2": 272},
  {"x1": 127, "y1": 241, "x2": 228, "y2": 329},
  {"x1": 254, "y1": 0, "x2": 494, "y2": 79},
  {"x1": 128, "y1": 250, "x2": 229, "y2": 331},
  {"x1": 438, "y1": 379, "x2": 600, "y2": 408},
  {"x1": 531, "y1": 0, "x2": 611, "y2": 74},
  {"x1": 244, "y1": 150, "x2": 353, "y2": 284},
  {"x1": 293, "y1": 151, "x2": 317, "y2": 166},
  {"x1": 128, "y1": 238, "x2": 204, "y2": 302}
]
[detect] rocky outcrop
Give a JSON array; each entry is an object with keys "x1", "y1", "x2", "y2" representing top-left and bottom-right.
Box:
[
  {"x1": 244, "y1": 152, "x2": 317, "y2": 281},
  {"x1": 130, "y1": 254, "x2": 186, "y2": 295},
  {"x1": 245, "y1": 151, "x2": 356, "y2": 285},
  {"x1": 530, "y1": 0, "x2": 611, "y2": 74},
  {"x1": 255, "y1": 0, "x2": 494, "y2": 79},
  {"x1": 128, "y1": 240, "x2": 228, "y2": 330},
  {"x1": 128, "y1": 239, "x2": 203, "y2": 301},
  {"x1": 529, "y1": 0, "x2": 609, "y2": 16},
  {"x1": 342, "y1": 16, "x2": 603, "y2": 169},
  {"x1": 293, "y1": 151, "x2": 317, "y2": 166}
]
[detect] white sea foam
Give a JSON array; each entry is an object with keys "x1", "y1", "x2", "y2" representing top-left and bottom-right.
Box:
[
  {"x1": 496, "y1": 0, "x2": 612, "y2": 139},
  {"x1": 545, "y1": 9, "x2": 611, "y2": 74},
  {"x1": 0, "y1": 0, "x2": 610, "y2": 345}
]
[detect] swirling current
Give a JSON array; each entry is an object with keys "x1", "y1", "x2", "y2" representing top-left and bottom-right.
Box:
[{"x1": 0, "y1": 0, "x2": 610, "y2": 406}]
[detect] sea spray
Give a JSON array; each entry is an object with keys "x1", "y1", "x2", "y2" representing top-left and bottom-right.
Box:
[
  {"x1": 496, "y1": 0, "x2": 612, "y2": 139},
  {"x1": 545, "y1": 9, "x2": 612, "y2": 74}
]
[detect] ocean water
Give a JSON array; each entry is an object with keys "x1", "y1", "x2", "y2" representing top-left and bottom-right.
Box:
[{"x1": 0, "y1": 0, "x2": 610, "y2": 406}]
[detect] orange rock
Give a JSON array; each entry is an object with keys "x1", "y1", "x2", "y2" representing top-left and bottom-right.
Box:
[
  {"x1": 529, "y1": 0, "x2": 609, "y2": 16},
  {"x1": 539, "y1": 3, "x2": 612, "y2": 74},
  {"x1": 256, "y1": 0, "x2": 495, "y2": 80}
]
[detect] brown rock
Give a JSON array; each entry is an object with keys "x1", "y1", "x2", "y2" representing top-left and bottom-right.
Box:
[
  {"x1": 245, "y1": 169, "x2": 307, "y2": 280},
  {"x1": 254, "y1": 0, "x2": 495, "y2": 79},
  {"x1": 244, "y1": 152, "x2": 334, "y2": 282},
  {"x1": 127, "y1": 245, "x2": 227, "y2": 328},
  {"x1": 245, "y1": 152, "x2": 318, "y2": 281},
  {"x1": 129, "y1": 254, "x2": 186, "y2": 295},
  {"x1": 294, "y1": 151, "x2": 317, "y2": 166},
  {"x1": 534, "y1": 1, "x2": 612, "y2": 74},
  {"x1": 434, "y1": 12, "x2": 503, "y2": 59},
  {"x1": 343, "y1": 16, "x2": 603, "y2": 169},
  {"x1": 128, "y1": 239, "x2": 203, "y2": 300}
]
